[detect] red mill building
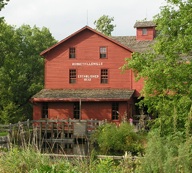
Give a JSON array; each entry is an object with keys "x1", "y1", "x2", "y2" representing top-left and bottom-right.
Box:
[{"x1": 31, "y1": 21, "x2": 156, "y2": 123}]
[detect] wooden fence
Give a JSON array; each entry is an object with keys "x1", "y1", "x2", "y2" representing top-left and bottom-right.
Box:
[
  {"x1": 0, "y1": 118, "x2": 150, "y2": 155},
  {"x1": 0, "y1": 119, "x2": 105, "y2": 154}
]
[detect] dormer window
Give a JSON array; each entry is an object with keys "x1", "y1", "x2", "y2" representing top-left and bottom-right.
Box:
[
  {"x1": 100, "y1": 47, "x2": 107, "y2": 58},
  {"x1": 142, "y1": 28, "x2": 147, "y2": 35},
  {"x1": 69, "y1": 47, "x2": 76, "y2": 58}
]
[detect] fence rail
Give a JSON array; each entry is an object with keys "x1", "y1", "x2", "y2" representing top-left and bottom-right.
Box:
[
  {"x1": 0, "y1": 118, "x2": 149, "y2": 154},
  {"x1": 0, "y1": 119, "x2": 105, "y2": 154}
]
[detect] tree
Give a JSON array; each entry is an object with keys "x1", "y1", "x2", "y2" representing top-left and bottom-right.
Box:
[
  {"x1": 94, "y1": 15, "x2": 116, "y2": 36},
  {"x1": 0, "y1": 21, "x2": 57, "y2": 123},
  {"x1": 0, "y1": 0, "x2": 9, "y2": 21},
  {"x1": 122, "y1": 0, "x2": 192, "y2": 135},
  {"x1": 0, "y1": 0, "x2": 9, "y2": 11}
]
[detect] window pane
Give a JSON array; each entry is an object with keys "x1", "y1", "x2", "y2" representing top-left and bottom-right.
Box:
[
  {"x1": 101, "y1": 69, "x2": 108, "y2": 83},
  {"x1": 112, "y1": 102, "x2": 119, "y2": 120},
  {"x1": 42, "y1": 103, "x2": 48, "y2": 119},
  {"x1": 69, "y1": 69, "x2": 76, "y2": 83},
  {"x1": 69, "y1": 47, "x2": 76, "y2": 58},
  {"x1": 142, "y1": 28, "x2": 147, "y2": 35},
  {"x1": 100, "y1": 47, "x2": 107, "y2": 58},
  {"x1": 74, "y1": 102, "x2": 80, "y2": 119}
]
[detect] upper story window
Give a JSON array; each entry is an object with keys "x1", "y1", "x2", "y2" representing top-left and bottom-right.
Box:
[
  {"x1": 112, "y1": 102, "x2": 119, "y2": 120},
  {"x1": 69, "y1": 69, "x2": 76, "y2": 84},
  {"x1": 142, "y1": 28, "x2": 148, "y2": 35},
  {"x1": 100, "y1": 69, "x2": 108, "y2": 84},
  {"x1": 100, "y1": 47, "x2": 107, "y2": 58},
  {"x1": 69, "y1": 47, "x2": 76, "y2": 58},
  {"x1": 42, "y1": 103, "x2": 48, "y2": 119}
]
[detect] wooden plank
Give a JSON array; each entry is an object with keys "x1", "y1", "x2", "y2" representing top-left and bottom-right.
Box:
[
  {"x1": 97, "y1": 155, "x2": 124, "y2": 160},
  {"x1": 73, "y1": 122, "x2": 87, "y2": 137},
  {"x1": 44, "y1": 138, "x2": 74, "y2": 144},
  {"x1": 42, "y1": 153, "x2": 89, "y2": 158}
]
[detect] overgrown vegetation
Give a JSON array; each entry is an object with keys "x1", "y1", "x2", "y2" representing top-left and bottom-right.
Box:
[
  {"x1": 0, "y1": 147, "x2": 137, "y2": 173},
  {"x1": 91, "y1": 122, "x2": 146, "y2": 156},
  {"x1": 135, "y1": 130, "x2": 192, "y2": 173}
]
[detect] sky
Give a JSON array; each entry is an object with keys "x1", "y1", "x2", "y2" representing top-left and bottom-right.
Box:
[{"x1": 1, "y1": 0, "x2": 166, "y2": 41}]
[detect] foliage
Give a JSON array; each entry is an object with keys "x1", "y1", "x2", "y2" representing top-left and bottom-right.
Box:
[
  {"x1": 0, "y1": 147, "x2": 78, "y2": 173},
  {"x1": 135, "y1": 129, "x2": 192, "y2": 173},
  {"x1": 0, "y1": 147, "x2": 137, "y2": 173},
  {"x1": 91, "y1": 122, "x2": 145, "y2": 155},
  {"x1": 0, "y1": 21, "x2": 57, "y2": 123},
  {"x1": 0, "y1": 0, "x2": 9, "y2": 11},
  {"x1": 0, "y1": 0, "x2": 9, "y2": 22},
  {"x1": 122, "y1": 0, "x2": 192, "y2": 135},
  {"x1": 94, "y1": 15, "x2": 116, "y2": 36}
]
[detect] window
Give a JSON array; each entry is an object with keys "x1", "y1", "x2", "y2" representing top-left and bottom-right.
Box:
[
  {"x1": 42, "y1": 103, "x2": 48, "y2": 119},
  {"x1": 101, "y1": 69, "x2": 108, "y2": 84},
  {"x1": 69, "y1": 69, "x2": 76, "y2": 83},
  {"x1": 69, "y1": 47, "x2": 76, "y2": 58},
  {"x1": 112, "y1": 102, "x2": 119, "y2": 120},
  {"x1": 100, "y1": 47, "x2": 107, "y2": 58},
  {"x1": 142, "y1": 28, "x2": 147, "y2": 35},
  {"x1": 73, "y1": 102, "x2": 80, "y2": 119}
]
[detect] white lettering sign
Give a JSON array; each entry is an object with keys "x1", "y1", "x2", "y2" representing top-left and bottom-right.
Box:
[
  {"x1": 78, "y1": 74, "x2": 99, "y2": 82},
  {"x1": 72, "y1": 62, "x2": 103, "y2": 66}
]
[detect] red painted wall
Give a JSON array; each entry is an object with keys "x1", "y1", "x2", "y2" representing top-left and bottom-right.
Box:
[
  {"x1": 33, "y1": 101, "x2": 133, "y2": 122},
  {"x1": 131, "y1": 71, "x2": 144, "y2": 97},
  {"x1": 32, "y1": 28, "x2": 146, "y2": 122},
  {"x1": 33, "y1": 103, "x2": 42, "y2": 120},
  {"x1": 136, "y1": 27, "x2": 155, "y2": 41},
  {"x1": 44, "y1": 30, "x2": 132, "y2": 90},
  {"x1": 49, "y1": 103, "x2": 73, "y2": 119}
]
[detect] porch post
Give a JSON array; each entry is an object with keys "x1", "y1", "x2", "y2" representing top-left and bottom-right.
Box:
[{"x1": 79, "y1": 99, "x2": 82, "y2": 120}]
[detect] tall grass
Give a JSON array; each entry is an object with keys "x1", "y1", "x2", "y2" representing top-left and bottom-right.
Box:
[
  {"x1": 0, "y1": 146, "x2": 137, "y2": 173},
  {"x1": 135, "y1": 130, "x2": 192, "y2": 173}
]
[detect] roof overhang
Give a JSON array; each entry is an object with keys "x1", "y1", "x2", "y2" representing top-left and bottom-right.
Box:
[{"x1": 31, "y1": 89, "x2": 135, "y2": 103}]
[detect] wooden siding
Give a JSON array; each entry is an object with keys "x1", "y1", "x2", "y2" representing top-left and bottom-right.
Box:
[
  {"x1": 136, "y1": 27, "x2": 156, "y2": 41},
  {"x1": 44, "y1": 30, "x2": 132, "y2": 89},
  {"x1": 33, "y1": 101, "x2": 132, "y2": 122},
  {"x1": 33, "y1": 103, "x2": 42, "y2": 120},
  {"x1": 131, "y1": 72, "x2": 144, "y2": 97}
]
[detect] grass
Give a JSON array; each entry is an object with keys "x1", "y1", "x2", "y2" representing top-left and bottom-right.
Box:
[
  {"x1": 0, "y1": 146, "x2": 137, "y2": 173},
  {"x1": 0, "y1": 132, "x2": 8, "y2": 136}
]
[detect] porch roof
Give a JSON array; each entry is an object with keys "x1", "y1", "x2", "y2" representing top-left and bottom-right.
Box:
[{"x1": 31, "y1": 89, "x2": 135, "y2": 102}]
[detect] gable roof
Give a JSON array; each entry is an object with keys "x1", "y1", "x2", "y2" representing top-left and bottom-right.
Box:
[
  {"x1": 40, "y1": 26, "x2": 133, "y2": 56},
  {"x1": 134, "y1": 21, "x2": 156, "y2": 28}
]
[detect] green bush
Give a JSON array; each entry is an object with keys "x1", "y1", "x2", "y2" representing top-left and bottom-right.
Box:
[
  {"x1": 91, "y1": 122, "x2": 145, "y2": 155},
  {"x1": 135, "y1": 130, "x2": 192, "y2": 173}
]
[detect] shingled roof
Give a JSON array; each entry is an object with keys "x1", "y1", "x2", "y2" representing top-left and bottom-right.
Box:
[
  {"x1": 31, "y1": 89, "x2": 135, "y2": 102},
  {"x1": 111, "y1": 36, "x2": 154, "y2": 53},
  {"x1": 134, "y1": 21, "x2": 156, "y2": 28}
]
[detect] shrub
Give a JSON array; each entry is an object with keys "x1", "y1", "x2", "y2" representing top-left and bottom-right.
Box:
[
  {"x1": 91, "y1": 122, "x2": 145, "y2": 155},
  {"x1": 135, "y1": 130, "x2": 192, "y2": 173}
]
